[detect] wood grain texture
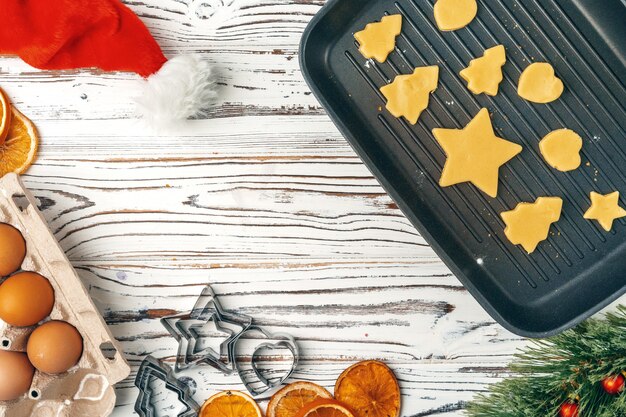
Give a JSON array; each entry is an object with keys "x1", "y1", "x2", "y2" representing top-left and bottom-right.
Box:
[{"x1": 1, "y1": 0, "x2": 623, "y2": 416}]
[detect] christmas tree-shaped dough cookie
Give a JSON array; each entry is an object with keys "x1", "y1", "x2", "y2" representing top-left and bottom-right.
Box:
[
  {"x1": 432, "y1": 108, "x2": 522, "y2": 197},
  {"x1": 354, "y1": 15, "x2": 402, "y2": 63},
  {"x1": 460, "y1": 45, "x2": 506, "y2": 96},
  {"x1": 501, "y1": 197, "x2": 563, "y2": 253},
  {"x1": 381, "y1": 65, "x2": 439, "y2": 124},
  {"x1": 583, "y1": 191, "x2": 626, "y2": 231}
]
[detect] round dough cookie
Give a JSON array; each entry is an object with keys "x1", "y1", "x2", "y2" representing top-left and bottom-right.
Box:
[{"x1": 434, "y1": 0, "x2": 478, "y2": 31}]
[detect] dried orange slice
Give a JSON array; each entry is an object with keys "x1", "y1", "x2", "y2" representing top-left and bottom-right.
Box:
[
  {"x1": 294, "y1": 399, "x2": 356, "y2": 417},
  {"x1": 0, "y1": 108, "x2": 38, "y2": 175},
  {"x1": 334, "y1": 361, "x2": 401, "y2": 417},
  {"x1": 268, "y1": 382, "x2": 333, "y2": 417},
  {"x1": 199, "y1": 390, "x2": 263, "y2": 417},
  {"x1": 0, "y1": 88, "x2": 11, "y2": 144}
]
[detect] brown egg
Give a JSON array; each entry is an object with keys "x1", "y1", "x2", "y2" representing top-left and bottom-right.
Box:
[
  {"x1": 0, "y1": 223, "x2": 26, "y2": 276},
  {"x1": 0, "y1": 272, "x2": 55, "y2": 327},
  {"x1": 27, "y1": 320, "x2": 83, "y2": 374},
  {"x1": 0, "y1": 350, "x2": 35, "y2": 401}
]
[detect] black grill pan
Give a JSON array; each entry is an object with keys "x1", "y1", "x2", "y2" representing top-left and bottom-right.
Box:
[{"x1": 300, "y1": 0, "x2": 626, "y2": 337}]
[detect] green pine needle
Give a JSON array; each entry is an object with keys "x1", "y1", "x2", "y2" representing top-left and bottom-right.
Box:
[{"x1": 466, "y1": 305, "x2": 626, "y2": 417}]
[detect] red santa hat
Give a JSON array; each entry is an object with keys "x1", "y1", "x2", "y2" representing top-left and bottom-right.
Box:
[{"x1": 0, "y1": 0, "x2": 215, "y2": 124}]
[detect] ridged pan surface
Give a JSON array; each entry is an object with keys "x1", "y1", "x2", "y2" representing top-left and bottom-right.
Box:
[{"x1": 300, "y1": 0, "x2": 626, "y2": 337}]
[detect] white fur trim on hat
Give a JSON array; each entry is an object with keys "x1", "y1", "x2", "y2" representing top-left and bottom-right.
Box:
[{"x1": 135, "y1": 54, "x2": 216, "y2": 124}]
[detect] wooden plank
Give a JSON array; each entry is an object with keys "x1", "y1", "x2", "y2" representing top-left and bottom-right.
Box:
[
  {"x1": 75, "y1": 260, "x2": 524, "y2": 416},
  {"x1": 111, "y1": 361, "x2": 512, "y2": 417},
  {"x1": 27, "y1": 116, "x2": 352, "y2": 159},
  {"x1": 22, "y1": 148, "x2": 430, "y2": 262},
  {"x1": 0, "y1": 54, "x2": 323, "y2": 120},
  {"x1": 0, "y1": 1, "x2": 329, "y2": 121},
  {"x1": 76, "y1": 263, "x2": 523, "y2": 361}
]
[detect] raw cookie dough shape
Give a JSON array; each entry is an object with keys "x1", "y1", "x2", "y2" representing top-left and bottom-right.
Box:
[
  {"x1": 380, "y1": 66, "x2": 439, "y2": 125},
  {"x1": 539, "y1": 129, "x2": 583, "y2": 172},
  {"x1": 501, "y1": 197, "x2": 563, "y2": 254},
  {"x1": 583, "y1": 191, "x2": 626, "y2": 231},
  {"x1": 354, "y1": 15, "x2": 402, "y2": 63},
  {"x1": 432, "y1": 108, "x2": 523, "y2": 198},
  {"x1": 460, "y1": 45, "x2": 506, "y2": 96},
  {"x1": 434, "y1": 0, "x2": 478, "y2": 31},
  {"x1": 518, "y1": 62, "x2": 564, "y2": 103}
]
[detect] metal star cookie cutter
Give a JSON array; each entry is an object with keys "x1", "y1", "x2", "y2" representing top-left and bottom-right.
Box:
[
  {"x1": 134, "y1": 355, "x2": 199, "y2": 417},
  {"x1": 193, "y1": 293, "x2": 253, "y2": 364},
  {"x1": 172, "y1": 314, "x2": 234, "y2": 373},
  {"x1": 161, "y1": 286, "x2": 251, "y2": 373},
  {"x1": 161, "y1": 285, "x2": 300, "y2": 397},
  {"x1": 233, "y1": 325, "x2": 299, "y2": 397}
]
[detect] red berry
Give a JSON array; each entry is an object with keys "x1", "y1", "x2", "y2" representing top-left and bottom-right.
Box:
[
  {"x1": 601, "y1": 374, "x2": 625, "y2": 395},
  {"x1": 559, "y1": 402, "x2": 579, "y2": 417}
]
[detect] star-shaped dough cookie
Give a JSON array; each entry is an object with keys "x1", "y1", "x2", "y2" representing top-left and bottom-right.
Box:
[
  {"x1": 432, "y1": 108, "x2": 523, "y2": 197},
  {"x1": 354, "y1": 15, "x2": 402, "y2": 63},
  {"x1": 583, "y1": 191, "x2": 626, "y2": 231},
  {"x1": 380, "y1": 66, "x2": 439, "y2": 125},
  {"x1": 501, "y1": 197, "x2": 563, "y2": 253},
  {"x1": 460, "y1": 45, "x2": 506, "y2": 96}
]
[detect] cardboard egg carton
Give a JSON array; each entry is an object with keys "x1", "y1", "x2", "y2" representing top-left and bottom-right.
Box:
[{"x1": 0, "y1": 173, "x2": 130, "y2": 417}]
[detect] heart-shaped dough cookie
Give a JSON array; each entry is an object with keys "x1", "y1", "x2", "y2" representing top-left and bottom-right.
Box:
[
  {"x1": 539, "y1": 129, "x2": 582, "y2": 172},
  {"x1": 434, "y1": 0, "x2": 478, "y2": 31},
  {"x1": 518, "y1": 63, "x2": 564, "y2": 103}
]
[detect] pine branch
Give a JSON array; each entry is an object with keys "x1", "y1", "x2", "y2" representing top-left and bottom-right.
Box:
[{"x1": 466, "y1": 305, "x2": 626, "y2": 417}]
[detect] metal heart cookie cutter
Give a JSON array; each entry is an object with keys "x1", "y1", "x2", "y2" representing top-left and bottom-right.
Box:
[
  {"x1": 161, "y1": 285, "x2": 300, "y2": 397},
  {"x1": 232, "y1": 325, "x2": 299, "y2": 396}
]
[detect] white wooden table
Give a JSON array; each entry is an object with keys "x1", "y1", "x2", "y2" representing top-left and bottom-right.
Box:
[{"x1": 2, "y1": 1, "x2": 623, "y2": 416}]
